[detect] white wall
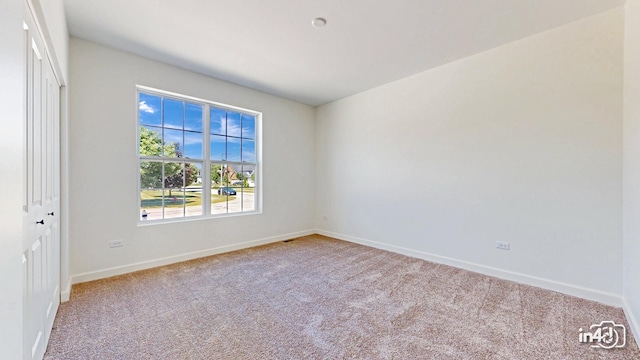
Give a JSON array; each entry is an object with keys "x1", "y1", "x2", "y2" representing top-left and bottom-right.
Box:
[
  {"x1": 68, "y1": 38, "x2": 316, "y2": 285},
  {"x1": 623, "y1": 0, "x2": 640, "y2": 343},
  {"x1": 0, "y1": 1, "x2": 25, "y2": 358},
  {"x1": 316, "y1": 9, "x2": 624, "y2": 304}
]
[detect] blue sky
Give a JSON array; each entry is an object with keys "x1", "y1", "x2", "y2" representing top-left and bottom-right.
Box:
[{"x1": 139, "y1": 92, "x2": 256, "y2": 161}]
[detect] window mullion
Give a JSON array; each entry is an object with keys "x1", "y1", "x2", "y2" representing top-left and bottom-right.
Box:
[
  {"x1": 161, "y1": 159, "x2": 165, "y2": 219},
  {"x1": 225, "y1": 112, "x2": 229, "y2": 214},
  {"x1": 203, "y1": 104, "x2": 211, "y2": 216}
]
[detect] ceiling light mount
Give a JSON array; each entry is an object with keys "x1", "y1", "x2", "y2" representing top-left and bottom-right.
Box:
[{"x1": 311, "y1": 17, "x2": 327, "y2": 28}]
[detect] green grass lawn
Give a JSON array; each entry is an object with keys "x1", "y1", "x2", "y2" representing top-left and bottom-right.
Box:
[{"x1": 141, "y1": 189, "x2": 236, "y2": 208}]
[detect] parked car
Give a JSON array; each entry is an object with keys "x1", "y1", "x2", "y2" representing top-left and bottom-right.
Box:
[{"x1": 217, "y1": 187, "x2": 237, "y2": 195}]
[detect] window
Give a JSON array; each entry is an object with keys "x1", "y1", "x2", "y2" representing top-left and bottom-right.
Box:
[{"x1": 138, "y1": 87, "x2": 259, "y2": 222}]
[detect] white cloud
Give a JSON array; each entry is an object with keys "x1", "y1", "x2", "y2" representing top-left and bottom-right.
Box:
[
  {"x1": 183, "y1": 132, "x2": 202, "y2": 145},
  {"x1": 139, "y1": 101, "x2": 156, "y2": 114},
  {"x1": 213, "y1": 120, "x2": 225, "y2": 135},
  {"x1": 227, "y1": 121, "x2": 242, "y2": 137},
  {"x1": 242, "y1": 150, "x2": 255, "y2": 162}
]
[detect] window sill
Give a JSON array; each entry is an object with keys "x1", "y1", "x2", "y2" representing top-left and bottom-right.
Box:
[{"x1": 137, "y1": 210, "x2": 262, "y2": 226}]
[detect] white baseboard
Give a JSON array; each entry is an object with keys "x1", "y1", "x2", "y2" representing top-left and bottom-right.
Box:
[
  {"x1": 60, "y1": 279, "x2": 72, "y2": 303},
  {"x1": 66, "y1": 227, "x2": 625, "y2": 309},
  {"x1": 316, "y1": 229, "x2": 623, "y2": 307},
  {"x1": 69, "y1": 229, "x2": 315, "y2": 288},
  {"x1": 623, "y1": 297, "x2": 640, "y2": 348}
]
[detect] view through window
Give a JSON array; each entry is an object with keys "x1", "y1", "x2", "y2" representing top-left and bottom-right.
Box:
[{"x1": 138, "y1": 88, "x2": 259, "y2": 221}]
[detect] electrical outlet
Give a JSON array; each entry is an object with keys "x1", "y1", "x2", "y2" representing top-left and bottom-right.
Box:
[
  {"x1": 109, "y1": 239, "x2": 124, "y2": 248},
  {"x1": 496, "y1": 241, "x2": 510, "y2": 250}
]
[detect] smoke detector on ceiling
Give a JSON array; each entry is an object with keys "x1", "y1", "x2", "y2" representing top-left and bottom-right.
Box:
[{"x1": 312, "y1": 17, "x2": 327, "y2": 28}]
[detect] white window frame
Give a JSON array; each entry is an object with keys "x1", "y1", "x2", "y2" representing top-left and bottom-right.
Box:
[{"x1": 136, "y1": 85, "x2": 262, "y2": 224}]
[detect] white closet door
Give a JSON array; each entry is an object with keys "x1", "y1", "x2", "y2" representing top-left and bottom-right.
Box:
[
  {"x1": 42, "y1": 54, "x2": 61, "y2": 348},
  {"x1": 23, "y1": 3, "x2": 61, "y2": 359}
]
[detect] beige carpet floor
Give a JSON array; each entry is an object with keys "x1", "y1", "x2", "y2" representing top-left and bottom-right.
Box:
[{"x1": 45, "y1": 235, "x2": 639, "y2": 359}]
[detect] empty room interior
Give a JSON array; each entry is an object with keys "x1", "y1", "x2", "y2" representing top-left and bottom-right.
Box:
[{"x1": 3, "y1": 0, "x2": 640, "y2": 358}]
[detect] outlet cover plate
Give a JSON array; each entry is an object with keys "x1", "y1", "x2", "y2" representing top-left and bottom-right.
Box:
[{"x1": 109, "y1": 239, "x2": 124, "y2": 248}]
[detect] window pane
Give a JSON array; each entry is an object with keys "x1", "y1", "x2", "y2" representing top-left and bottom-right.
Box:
[
  {"x1": 139, "y1": 93, "x2": 161, "y2": 127},
  {"x1": 211, "y1": 163, "x2": 228, "y2": 215},
  {"x1": 164, "y1": 162, "x2": 185, "y2": 219},
  {"x1": 228, "y1": 164, "x2": 243, "y2": 214},
  {"x1": 184, "y1": 103, "x2": 203, "y2": 132},
  {"x1": 228, "y1": 193, "x2": 242, "y2": 214},
  {"x1": 241, "y1": 164, "x2": 256, "y2": 182},
  {"x1": 211, "y1": 192, "x2": 228, "y2": 215},
  {"x1": 242, "y1": 139, "x2": 255, "y2": 162},
  {"x1": 229, "y1": 164, "x2": 244, "y2": 188},
  {"x1": 227, "y1": 112, "x2": 241, "y2": 137},
  {"x1": 140, "y1": 161, "x2": 163, "y2": 188},
  {"x1": 183, "y1": 131, "x2": 202, "y2": 159},
  {"x1": 242, "y1": 164, "x2": 256, "y2": 212},
  {"x1": 210, "y1": 135, "x2": 226, "y2": 160},
  {"x1": 140, "y1": 126, "x2": 163, "y2": 156},
  {"x1": 140, "y1": 160, "x2": 163, "y2": 220},
  {"x1": 163, "y1": 188, "x2": 185, "y2": 219},
  {"x1": 227, "y1": 138, "x2": 241, "y2": 162},
  {"x1": 164, "y1": 98, "x2": 184, "y2": 129},
  {"x1": 184, "y1": 162, "x2": 202, "y2": 217},
  {"x1": 140, "y1": 189, "x2": 163, "y2": 221},
  {"x1": 227, "y1": 164, "x2": 240, "y2": 185},
  {"x1": 221, "y1": 163, "x2": 233, "y2": 187},
  {"x1": 163, "y1": 129, "x2": 183, "y2": 158},
  {"x1": 210, "y1": 163, "x2": 224, "y2": 187},
  {"x1": 164, "y1": 161, "x2": 184, "y2": 187},
  {"x1": 241, "y1": 114, "x2": 255, "y2": 140},
  {"x1": 210, "y1": 108, "x2": 226, "y2": 135}
]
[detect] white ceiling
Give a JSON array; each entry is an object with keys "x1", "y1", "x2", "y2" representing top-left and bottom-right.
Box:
[{"x1": 63, "y1": 0, "x2": 624, "y2": 106}]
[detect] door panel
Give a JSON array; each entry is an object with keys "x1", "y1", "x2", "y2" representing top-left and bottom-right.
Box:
[
  {"x1": 31, "y1": 38, "x2": 43, "y2": 209},
  {"x1": 30, "y1": 238, "x2": 44, "y2": 359},
  {"x1": 43, "y1": 54, "x2": 61, "y2": 342},
  {"x1": 21, "y1": 252, "x2": 29, "y2": 359}
]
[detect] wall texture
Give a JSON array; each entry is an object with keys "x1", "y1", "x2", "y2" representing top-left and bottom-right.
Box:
[
  {"x1": 623, "y1": 0, "x2": 640, "y2": 343},
  {"x1": 315, "y1": 9, "x2": 624, "y2": 304},
  {"x1": 68, "y1": 38, "x2": 316, "y2": 287},
  {"x1": 0, "y1": 1, "x2": 26, "y2": 358}
]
